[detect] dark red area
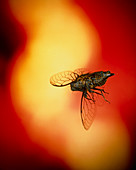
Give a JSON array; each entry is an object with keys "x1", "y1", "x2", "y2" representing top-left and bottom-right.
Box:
[
  {"x1": 0, "y1": 0, "x2": 136, "y2": 169},
  {"x1": 76, "y1": 0, "x2": 136, "y2": 74}
]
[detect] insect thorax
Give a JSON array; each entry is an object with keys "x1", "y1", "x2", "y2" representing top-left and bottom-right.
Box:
[
  {"x1": 70, "y1": 80, "x2": 86, "y2": 92},
  {"x1": 70, "y1": 74, "x2": 92, "y2": 92}
]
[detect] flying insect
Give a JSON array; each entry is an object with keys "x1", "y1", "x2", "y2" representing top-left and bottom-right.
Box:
[{"x1": 50, "y1": 69, "x2": 114, "y2": 130}]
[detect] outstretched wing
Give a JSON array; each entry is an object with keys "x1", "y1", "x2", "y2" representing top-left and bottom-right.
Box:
[
  {"x1": 50, "y1": 71, "x2": 79, "y2": 87},
  {"x1": 74, "y1": 68, "x2": 89, "y2": 76},
  {"x1": 80, "y1": 92, "x2": 96, "y2": 130}
]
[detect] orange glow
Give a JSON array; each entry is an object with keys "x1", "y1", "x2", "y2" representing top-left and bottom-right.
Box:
[{"x1": 9, "y1": 0, "x2": 130, "y2": 169}]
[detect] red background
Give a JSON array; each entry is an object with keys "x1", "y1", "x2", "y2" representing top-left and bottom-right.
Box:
[{"x1": 0, "y1": 0, "x2": 136, "y2": 169}]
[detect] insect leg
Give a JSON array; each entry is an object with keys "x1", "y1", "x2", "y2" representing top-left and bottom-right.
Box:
[
  {"x1": 90, "y1": 89, "x2": 110, "y2": 103},
  {"x1": 87, "y1": 92, "x2": 95, "y2": 103},
  {"x1": 83, "y1": 91, "x2": 95, "y2": 103},
  {"x1": 93, "y1": 87, "x2": 109, "y2": 94}
]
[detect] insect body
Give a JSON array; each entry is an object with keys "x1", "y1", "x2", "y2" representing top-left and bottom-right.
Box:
[{"x1": 50, "y1": 69, "x2": 114, "y2": 130}]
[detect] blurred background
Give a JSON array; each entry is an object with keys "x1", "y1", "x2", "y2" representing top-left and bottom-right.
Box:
[{"x1": 0, "y1": 0, "x2": 135, "y2": 169}]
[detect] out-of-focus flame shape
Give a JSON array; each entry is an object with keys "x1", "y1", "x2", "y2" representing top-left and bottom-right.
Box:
[{"x1": 10, "y1": 0, "x2": 130, "y2": 169}]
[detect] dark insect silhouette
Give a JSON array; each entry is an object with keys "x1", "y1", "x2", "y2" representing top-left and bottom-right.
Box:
[{"x1": 50, "y1": 69, "x2": 114, "y2": 130}]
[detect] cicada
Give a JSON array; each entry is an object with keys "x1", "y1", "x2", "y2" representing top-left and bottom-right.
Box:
[{"x1": 50, "y1": 69, "x2": 114, "y2": 130}]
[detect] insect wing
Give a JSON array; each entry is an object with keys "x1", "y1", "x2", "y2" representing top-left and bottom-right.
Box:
[
  {"x1": 50, "y1": 71, "x2": 78, "y2": 87},
  {"x1": 74, "y1": 68, "x2": 89, "y2": 76},
  {"x1": 80, "y1": 92, "x2": 96, "y2": 130}
]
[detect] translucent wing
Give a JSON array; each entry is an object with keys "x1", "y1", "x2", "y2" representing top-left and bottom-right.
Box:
[
  {"x1": 50, "y1": 71, "x2": 79, "y2": 87},
  {"x1": 80, "y1": 92, "x2": 96, "y2": 130},
  {"x1": 74, "y1": 68, "x2": 89, "y2": 76}
]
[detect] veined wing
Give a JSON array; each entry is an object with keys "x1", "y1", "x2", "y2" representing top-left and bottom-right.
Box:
[
  {"x1": 80, "y1": 92, "x2": 96, "y2": 130},
  {"x1": 50, "y1": 71, "x2": 78, "y2": 87},
  {"x1": 74, "y1": 68, "x2": 89, "y2": 76}
]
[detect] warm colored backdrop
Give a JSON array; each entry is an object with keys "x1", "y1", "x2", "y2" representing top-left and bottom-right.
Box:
[{"x1": 0, "y1": 0, "x2": 135, "y2": 169}]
